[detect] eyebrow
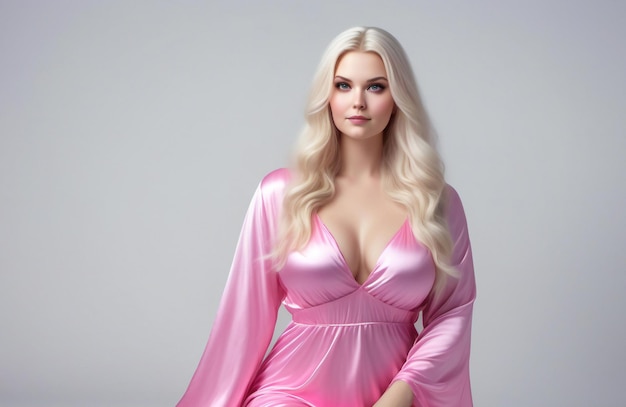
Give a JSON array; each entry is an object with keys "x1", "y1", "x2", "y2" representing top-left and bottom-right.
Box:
[{"x1": 334, "y1": 75, "x2": 389, "y2": 83}]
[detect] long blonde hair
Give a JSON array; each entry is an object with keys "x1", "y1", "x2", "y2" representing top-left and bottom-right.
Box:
[{"x1": 277, "y1": 26, "x2": 456, "y2": 282}]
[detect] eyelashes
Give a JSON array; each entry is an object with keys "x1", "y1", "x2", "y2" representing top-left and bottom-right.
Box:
[{"x1": 334, "y1": 82, "x2": 387, "y2": 92}]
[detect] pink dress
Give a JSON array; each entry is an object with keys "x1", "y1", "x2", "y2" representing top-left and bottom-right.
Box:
[{"x1": 177, "y1": 168, "x2": 476, "y2": 407}]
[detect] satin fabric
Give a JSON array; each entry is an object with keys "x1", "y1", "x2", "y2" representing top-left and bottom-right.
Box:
[{"x1": 177, "y1": 168, "x2": 476, "y2": 407}]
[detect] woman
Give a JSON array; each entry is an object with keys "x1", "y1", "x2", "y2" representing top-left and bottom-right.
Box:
[{"x1": 177, "y1": 26, "x2": 475, "y2": 407}]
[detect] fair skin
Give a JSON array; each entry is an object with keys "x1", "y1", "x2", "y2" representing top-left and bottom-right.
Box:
[{"x1": 317, "y1": 51, "x2": 415, "y2": 407}]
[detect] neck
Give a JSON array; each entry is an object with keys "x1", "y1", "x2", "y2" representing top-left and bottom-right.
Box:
[{"x1": 338, "y1": 133, "x2": 384, "y2": 180}]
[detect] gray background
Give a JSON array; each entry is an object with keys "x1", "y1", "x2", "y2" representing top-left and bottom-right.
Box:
[{"x1": 1, "y1": 1, "x2": 625, "y2": 406}]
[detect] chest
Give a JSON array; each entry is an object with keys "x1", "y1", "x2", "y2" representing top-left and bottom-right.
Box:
[
  {"x1": 316, "y1": 186, "x2": 407, "y2": 285},
  {"x1": 278, "y1": 213, "x2": 436, "y2": 311}
]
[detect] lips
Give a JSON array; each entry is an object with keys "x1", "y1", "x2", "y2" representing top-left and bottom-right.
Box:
[{"x1": 347, "y1": 115, "x2": 370, "y2": 125}]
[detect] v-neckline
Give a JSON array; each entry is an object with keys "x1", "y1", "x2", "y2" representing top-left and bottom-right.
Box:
[{"x1": 315, "y1": 213, "x2": 409, "y2": 287}]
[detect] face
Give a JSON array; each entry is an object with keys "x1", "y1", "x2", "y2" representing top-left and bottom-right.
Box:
[{"x1": 329, "y1": 51, "x2": 395, "y2": 142}]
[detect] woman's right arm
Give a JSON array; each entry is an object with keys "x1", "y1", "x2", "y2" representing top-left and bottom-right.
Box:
[{"x1": 176, "y1": 170, "x2": 288, "y2": 407}]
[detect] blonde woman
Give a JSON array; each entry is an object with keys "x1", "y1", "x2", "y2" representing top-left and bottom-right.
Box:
[{"x1": 177, "y1": 26, "x2": 475, "y2": 407}]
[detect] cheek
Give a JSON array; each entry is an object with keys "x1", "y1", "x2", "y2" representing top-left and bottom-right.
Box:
[
  {"x1": 329, "y1": 95, "x2": 347, "y2": 122},
  {"x1": 371, "y1": 96, "x2": 395, "y2": 119}
]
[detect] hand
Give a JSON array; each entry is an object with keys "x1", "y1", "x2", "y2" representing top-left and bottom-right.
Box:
[{"x1": 372, "y1": 380, "x2": 414, "y2": 407}]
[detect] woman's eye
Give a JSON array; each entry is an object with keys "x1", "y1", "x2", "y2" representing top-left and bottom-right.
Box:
[
  {"x1": 368, "y1": 84, "x2": 385, "y2": 92},
  {"x1": 336, "y1": 82, "x2": 350, "y2": 90}
]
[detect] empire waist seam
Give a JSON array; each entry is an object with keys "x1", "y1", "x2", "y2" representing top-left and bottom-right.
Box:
[{"x1": 291, "y1": 320, "x2": 414, "y2": 327}]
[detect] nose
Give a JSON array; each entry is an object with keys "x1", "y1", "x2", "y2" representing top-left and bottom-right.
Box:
[{"x1": 353, "y1": 90, "x2": 366, "y2": 110}]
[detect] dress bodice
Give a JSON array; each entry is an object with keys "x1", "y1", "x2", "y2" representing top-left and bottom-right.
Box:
[{"x1": 280, "y1": 214, "x2": 436, "y2": 321}]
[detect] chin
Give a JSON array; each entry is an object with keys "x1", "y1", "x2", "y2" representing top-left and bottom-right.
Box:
[{"x1": 341, "y1": 132, "x2": 380, "y2": 141}]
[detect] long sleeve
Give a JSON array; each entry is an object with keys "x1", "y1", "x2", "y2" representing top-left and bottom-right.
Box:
[
  {"x1": 393, "y1": 185, "x2": 476, "y2": 407},
  {"x1": 177, "y1": 170, "x2": 288, "y2": 407}
]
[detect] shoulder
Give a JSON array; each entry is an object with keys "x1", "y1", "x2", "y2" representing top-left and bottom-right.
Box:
[
  {"x1": 444, "y1": 184, "x2": 464, "y2": 215},
  {"x1": 443, "y1": 183, "x2": 469, "y2": 241},
  {"x1": 256, "y1": 168, "x2": 291, "y2": 211},
  {"x1": 260, "y1": 168, "x2": 291, "y2": 192}
]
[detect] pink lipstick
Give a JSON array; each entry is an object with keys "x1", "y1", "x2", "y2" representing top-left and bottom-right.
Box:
[{"x1": 347, "y1": 115, "x2": 370, "y2": 125}]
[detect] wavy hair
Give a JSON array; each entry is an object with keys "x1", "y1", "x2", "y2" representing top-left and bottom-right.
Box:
[{"x1": 276, "y1": 26, "x2": 456, "y2": 284}]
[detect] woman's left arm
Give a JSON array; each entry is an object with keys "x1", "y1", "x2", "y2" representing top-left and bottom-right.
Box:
[{"x1": 379, "y1": 185, "x2": 476, "y2": 407}]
